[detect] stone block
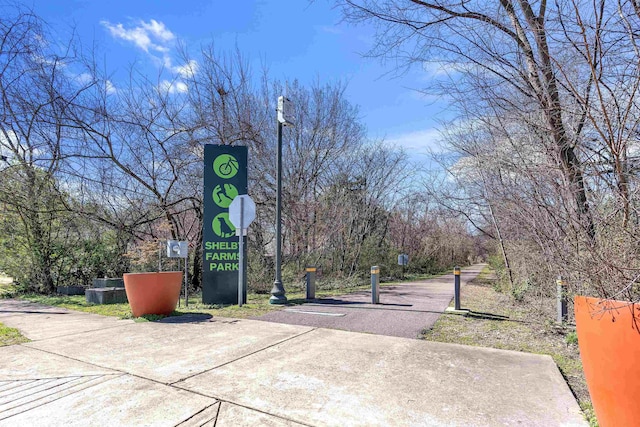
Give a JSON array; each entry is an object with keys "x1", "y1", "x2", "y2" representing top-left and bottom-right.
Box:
[
  {"x1": 85, "y1": 288, "x2": 128, "y2": 304},
  {"x1": 56, "y1": 286, "x2": 86, "y2": 296},
  {"x1": 92, "y1": 278, "x2": 124, "y2": 288}
]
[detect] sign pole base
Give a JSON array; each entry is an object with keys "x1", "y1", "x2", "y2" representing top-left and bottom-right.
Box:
[{"x1": 269, "y1": 280, "x2": 288, "y2": 305}]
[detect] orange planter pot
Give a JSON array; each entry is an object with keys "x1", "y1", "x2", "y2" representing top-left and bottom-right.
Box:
[
  {"x1": 123, "y1": 272, "x2": 183, "y2": 317},
  {"x1": 574, "y1": 295, "x2": 640, "y2": 427}
]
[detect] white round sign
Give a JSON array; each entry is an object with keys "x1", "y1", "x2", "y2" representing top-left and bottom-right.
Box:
[{"x1": 228, "y1": 195, "x2": 256, "y2": 229}]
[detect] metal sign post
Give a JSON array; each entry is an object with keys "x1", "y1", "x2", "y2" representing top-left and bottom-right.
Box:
[
  {"x1": 238, "y1": 198, "x2": 245, "y2": 306},
  {"x1": 184, "y1": 260, "x2": 188, "y2": 307},
  {"x1": 229, "y1": 195, "x2": 256, "y2": 307},
  {"x1": 398, "y1": 254, "x2": 409, "y2": 279},
  {"x1": 167, "y1": 240, "x2": 189, "y2": 307},
  {"x1": 557, "y1": 276, "x2": 568, "y2": 324},
  {"x1": 271, "y1": 96, "x2": 295, "y2": 305}
]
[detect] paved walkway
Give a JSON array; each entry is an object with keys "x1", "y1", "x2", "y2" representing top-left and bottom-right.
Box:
[
  {"x1": 0, "y1": 299, "x2": 586, "y2": 426},
  {"x1": 256, "y1": 264, "x2": 483, "y2": 338}
]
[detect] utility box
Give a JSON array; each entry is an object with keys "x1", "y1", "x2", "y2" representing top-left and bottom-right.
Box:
[
  {"x1": 167, "y1": 240, "x2": 188, "y2": 258},
  {"x1": 277, "y1": 96, "x2": 295, "y2": 126}
]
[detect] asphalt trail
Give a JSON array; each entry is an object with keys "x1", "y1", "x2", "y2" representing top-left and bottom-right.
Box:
[{"x1": 255, "y1": 264, "x2": 484, "y2": 338}]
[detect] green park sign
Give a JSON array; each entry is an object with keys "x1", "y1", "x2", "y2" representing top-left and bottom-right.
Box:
[{"x1": 203, "y1": 145, "x2": 248, "y2": 304}]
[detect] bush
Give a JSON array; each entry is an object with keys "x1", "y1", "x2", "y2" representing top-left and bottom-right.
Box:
[
  {"x1": 0, "y1": 208, "x2": 129, "y2": 292},
  {"x1": 511, "y1": 279, "x2": 530, "y2": 302},
  {"x1": 565, "y1": 331, "x2": 578, "y2": 346}
]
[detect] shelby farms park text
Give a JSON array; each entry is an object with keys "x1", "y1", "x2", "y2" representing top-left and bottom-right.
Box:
[{"x1": 204, "y1": 241, "x2": 239, "y2": 271}]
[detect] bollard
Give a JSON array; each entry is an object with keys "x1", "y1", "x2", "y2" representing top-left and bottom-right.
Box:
[
  {"x1": 557, "y1": 275, "x2": 568, "y2": 324},
  {"x1": 306, "y1": 267, "x2": 316, "y2": 300},
  {"x1": 454, "y1": 266, "x2": 461, "y2": 310},
  {"x1": 371, "y1": 265, "x2": 380, "y2": 304}
]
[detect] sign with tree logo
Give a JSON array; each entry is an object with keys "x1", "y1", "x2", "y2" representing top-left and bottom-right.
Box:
[{"x1": 203, "y1": 145, "x2": 248, "y2": 304}]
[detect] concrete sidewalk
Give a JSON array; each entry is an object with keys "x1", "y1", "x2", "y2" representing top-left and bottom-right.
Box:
[
  {"x1": 257, "y1": 264, "x2": 483, "y2": 338},
  {"x1": 0, "y1": 299, "x2": 587, "y2": 426}
]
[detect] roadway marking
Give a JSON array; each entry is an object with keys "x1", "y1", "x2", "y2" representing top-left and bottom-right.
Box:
[{"x1": 283, "y1": 309, "x2": 346, "y2": 317}]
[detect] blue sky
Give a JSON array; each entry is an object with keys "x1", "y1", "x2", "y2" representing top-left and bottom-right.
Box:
[{"x1": 30, "y1": 0, "x2": 452, "y2": 155}]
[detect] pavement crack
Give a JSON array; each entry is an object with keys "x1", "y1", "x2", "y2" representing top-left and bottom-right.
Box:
[
  {"x1": 212, "y1": 401, "x2": 221, "y2": 427},
  {"x1": 214, "y1": 400, "x2": 315, "y2": 427},
  {"x1": 174, "y1": 401, "x2": 220, "y2": 427}
]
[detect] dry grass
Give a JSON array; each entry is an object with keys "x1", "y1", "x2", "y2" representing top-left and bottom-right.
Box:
[{"x1": 420, "y1": 266, "x2": 597, "y2": 426}]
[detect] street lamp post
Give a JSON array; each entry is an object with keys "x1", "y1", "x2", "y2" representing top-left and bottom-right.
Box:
[{"x1": 270, "y1": 96, "x2": 293, "y2": 304}]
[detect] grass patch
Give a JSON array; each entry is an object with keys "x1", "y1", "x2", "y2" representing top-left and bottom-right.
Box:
[
  {"x1": 18, "y1": 294, "x2": 133, "y2": 318},
  {"x1": 12, "y1": 269, "x2": 450, "y2": 321},
  {"x1": 135, "y1": 314, "x2": 167, "y2": 322},
  {"x1": 14, "y1": 287, "x2": 369, "y2": 320},
  {"x1": 420, "y1": 265, "x2": 597, "y2": 426},
  {"x1": 0, "y1": 322, "x2": 29, "y2": 346},
  {"x1": 580, "y1": 402, "x2": 598, "y2": 427}
]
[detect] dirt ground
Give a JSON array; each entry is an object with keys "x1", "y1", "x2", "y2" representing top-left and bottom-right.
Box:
[{"x1": 420, "y1": 267, "x2": 596, "y2": 426}]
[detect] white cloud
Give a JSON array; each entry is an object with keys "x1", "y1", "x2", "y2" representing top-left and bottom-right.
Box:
[
  {"x1": 417, "y1": 61, "x2": 476, "y2": 84},
  {"x1": 74, "y1": 74, "x2": 115, "y2": 94},
  {"x1": 422, "y1": 61, "x2": 458, "y2": 78},
  {"x1": 105, "y1": 80, "x2": 117, "y2": 94},
  {"x1": 385, "y1": 128, "x2": 443, "y2": 153},
  {"x1": 0, "y1": 130, "x2": 17, "y2": 159},
  {"x1": 32, "y1": 54, "x2": 67, "y2": 67},
  {"x1": 140, "y1": 19, "x2": 175, "y2": 42},
  {"x1": 101, "y1": 19, "x2": 175, "y2": 53},
  {"x1": 160, "y1": 80, "x2": 188, "y2": 94},
  {"x1": 171, "y1": 59, "x2": 198, "y2": 78},
  {"x1": 75, "y1": 73, "x2": 93, "y2": 85},
  {"x1": 0, "y1": 129, "x2": 46, "y2": 161},
  {"x1": 629, "y1": 140, "x2": 640, "y2": 158},
  {"x1": 101, "y1": 19, "x2": 197, "y2": 91}
]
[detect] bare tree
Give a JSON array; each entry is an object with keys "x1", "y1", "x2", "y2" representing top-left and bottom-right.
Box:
[
  {"x1": 338, "y1": 0, "x2": 640, "y2": 302},
  {"x1": 0, "y1": 6, "x2": 98, "y2": 291},
  {"x1": 338, "y1": 0, "x2": 596, "y2": 237}
]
